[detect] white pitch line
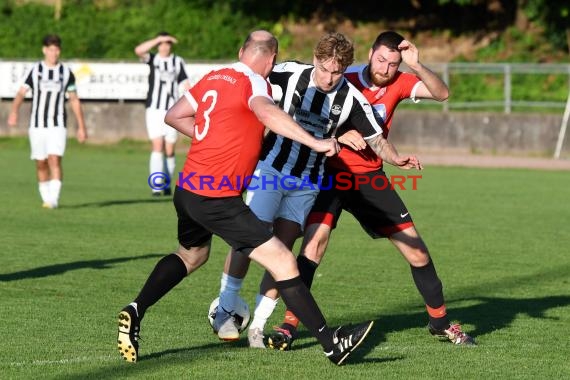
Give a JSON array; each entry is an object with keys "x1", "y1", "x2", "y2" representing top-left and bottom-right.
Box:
[{"x1": 7, "y1": 355, "x2": 117, "y2": 367}]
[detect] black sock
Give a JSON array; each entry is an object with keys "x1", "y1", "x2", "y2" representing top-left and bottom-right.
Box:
[
  {"x1": 134, "y1": 254, "x2": 187, "y2": 320},
  {"x1": 275, "y1": 276, "x2": 333, "y2": 352},
  {"x1": 410, "y1": 260, "x2": 449, "y2": 331},
  {"x1": 297, "y1": 255, "x2": 319, "y2": 289}
]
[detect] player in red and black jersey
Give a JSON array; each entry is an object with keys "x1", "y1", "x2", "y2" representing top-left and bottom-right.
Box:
[
  {"x1": 269, "y1": 31, "x2": 476, "y2": 349},
  {"x1": 116, "y1": 30, "x2": 375, "y2": 366}
]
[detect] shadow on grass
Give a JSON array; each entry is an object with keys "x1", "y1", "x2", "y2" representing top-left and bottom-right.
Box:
[
  {"x1": 0, "y1": 253, "x2": 164, "y2": 282},
  {"x1": 290, "y1": 293, "x2": 570, "y2": 363},
  {"x1": 62, "y1": 197, "x2": 172, "y2": 208}
]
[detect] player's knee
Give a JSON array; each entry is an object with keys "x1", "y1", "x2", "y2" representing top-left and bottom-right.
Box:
[{"x1": 406, "y1": 247, "x2": 430, "y2": 267}]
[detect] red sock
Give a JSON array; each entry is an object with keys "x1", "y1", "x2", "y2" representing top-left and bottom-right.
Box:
[{"x1": 283, "y1": 310, "x2": 300, "y2": 329}]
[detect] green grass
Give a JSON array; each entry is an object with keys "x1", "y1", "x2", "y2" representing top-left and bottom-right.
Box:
[{"x1": 1, "y1": 138, "x2": 569, "y2": 379}]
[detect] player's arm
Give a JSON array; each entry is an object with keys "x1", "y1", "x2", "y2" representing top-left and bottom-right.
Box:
[
  {"x1": 134, "y1": 35, "x2": 178, "y2": 60},
  {"x1": 68, "y1": 92, "x2": 87, "y2": 143},
  {"x1": 399, "y1": 39, "x2": 449, "y2": 101},
  {"x1": 164, "y1": 95, "x2": 195, "y2": 138},
  {"x1": 7, "y1": 86, "x2": 28, "y2": 127},
  {"x1": 251, "y1": 96, "x2": 339, "y2": 157},
  {"x1": 367, "y1": 134, "x2": 422, "y2": 170}
]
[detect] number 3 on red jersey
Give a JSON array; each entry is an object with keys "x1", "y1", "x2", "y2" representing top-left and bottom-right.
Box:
[{"x1": 195, "y1": 90, "x2": 218, "y2": 141}]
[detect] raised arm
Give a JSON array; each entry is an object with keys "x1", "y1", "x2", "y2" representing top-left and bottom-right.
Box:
[
  {"x1": 399, "y1": 39, "x2": 449, "y2": 101},
  {"x1": 134, "y1": 35, "x2": 178, "y2": 60}
]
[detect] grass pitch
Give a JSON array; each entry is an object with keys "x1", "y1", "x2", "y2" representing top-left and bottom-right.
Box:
[{"x1": 1, "y1": 137, "x2": 569, "y2": 379}]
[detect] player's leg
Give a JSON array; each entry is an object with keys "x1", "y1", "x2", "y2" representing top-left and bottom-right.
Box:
[
  {"x1": 215, "y1": 164, "x2": 281, "y2": 341},
  {"x1": 249, "y1": 237, "x2": 374, "y2": 365},
  {"x1": 30, "y1": 127, "x2": 53, "y2": 208},
  {"x1": 117, "y1": 187, "x2": 213, "y2": 362},
  {"x1": 355, "y1": 169, "x2": 475, "y2": 345},
  {"x1": 389, "y1": 227, "x2": 475, "y2": 345},
  {"x1": 203, "y1": 192, "x2": 373, "y2": 365},
  {"x1": 44, "y1": 126, "x2": 66, "y2": 208},
  {"x1": 249, "y1": 217, "x2": 301, "y2": 348},
  {"x1": 163, "y1": 122, "x2": 178, "y2": 196},
  {"x1": 146, "y1": 109, "x2": 166, "y2": 196},
  {"x1": 268, "y1": 181, "x2": 343, "y2": 349}
]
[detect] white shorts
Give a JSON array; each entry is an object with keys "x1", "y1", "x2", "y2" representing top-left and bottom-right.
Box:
[
  {"x1": 245, "y1": 162, "x2": 319, "y2": 228},
  {"x1": 29, "y1": 126, "x2": 67, "y2": 160},
  {"x1": 146, "y1": 108, "x2": 178, "y2": 143}
]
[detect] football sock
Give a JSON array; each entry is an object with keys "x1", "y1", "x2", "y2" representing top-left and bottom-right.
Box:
[
  {"x1": 275, "y1": 276, "x2": 333, "y2": 351},
  {"x1": 49, "y1": 179, "x2": 62, "y2": 207},
  {"x1": 166, "y1": 155, "x2": 176, "y2": 186},
  {"x1": 38, "y1": 181, "x2": 51, "y2": 204},
  {"x1": 250, "y1": 294, "x2": 279, "y2": 330},
  {"x1": 281, "y1": 255, "x2": 319, "y2": 330},
  {"x1": 297, "y1": 255, "x2": 319, "y2": 288},
  {"x1": 134, "y1": 254, "x2": 187, "y2": 320},
  {"x1": 410, "y1": 260, "x2": 449, "y2": 331},
  {"x1": 150, "y1": 151, "x2": 164, "y2": 191},
  {"x1": 219, "y1": 273, "x2": 243, "y2": 313}
]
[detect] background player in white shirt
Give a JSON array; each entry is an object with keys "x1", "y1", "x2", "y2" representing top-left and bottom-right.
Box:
[
  {"x1": 7, "y1": 34, "x2": 87, "y2": 209},
  {"x1": 135, "y1": 32, "x2": 190, "y2": 195}
]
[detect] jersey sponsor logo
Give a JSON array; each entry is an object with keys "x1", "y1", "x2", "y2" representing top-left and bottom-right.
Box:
[
  {"x1": 331, "y1": 104, "x2": 342, "y2": 116},
  {"x1": 159, "y1": 71, "x2": 176, "y2": 82},
  {"x1": 39, "y1": 80, "x2": 62, "y2": 92},
  {"x1": 293, "y1": 108, "x2": 332, "y2": 134},
  {"x1": 206, "y1": 73, "x2": 237, "y2": 84}
]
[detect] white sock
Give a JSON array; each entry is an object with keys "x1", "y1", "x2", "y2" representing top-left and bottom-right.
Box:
[
  {"x1": 218, "y1": 273, "x2": 244, "y2": 313},
  {"x1": 150, "y1": 151, "x2": 164, "y2": 191},
  {"x1": 39, "y1": 181, "x2": 51, "y2": 203},
  {"x1": 249, "y1": 294, "x2": 279, "y2": 331},
  {"x1": 49, "y1": 179, "x2": 62, "y2": 207},
  {"x1": 166, "y1": 156, "x2": 176, "y2": 185}
]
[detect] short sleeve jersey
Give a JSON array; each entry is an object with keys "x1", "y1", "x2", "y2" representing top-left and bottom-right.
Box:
[
  {"x1": 177, "y1": 62, "x2": 273, "y2": 197},
  {"x1": 327, "y1": 64, "x2": 422, "y2": 173},
  {"x1": 260, "y1": 61, "x2": 383, "y2": 183},
  {"x1": 144, "y1": 53, "x2": 188, "y2": 110},
  {"x1": 22, "y1": 61, "x2": 76, "y2": 128}
]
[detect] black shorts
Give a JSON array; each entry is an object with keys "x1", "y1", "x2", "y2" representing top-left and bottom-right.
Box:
[
  {"x1": 173, "y1": 187, "x2": 273, "y2": 255},
  {"x1": 306, "y1": 168, "x2": 414, "y2": 238}
]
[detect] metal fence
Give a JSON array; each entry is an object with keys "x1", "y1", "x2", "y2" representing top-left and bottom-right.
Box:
[{"x1": 406, "y1": 62, "x2": 570, "y2": 114}]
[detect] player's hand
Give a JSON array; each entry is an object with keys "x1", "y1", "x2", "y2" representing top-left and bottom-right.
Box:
[
  {"x1": 159, "y1": 35, "x2": 178, "y2": 44},
  {"x1": 7, "y1": 112, "x2": 17, "y2": 127},
  {"x1": 393, "y1": 154, "x2": 423, "y2": 170},
  {"x1": 76, "y1": 128, "x2": 87, "y2": 144},
  {"x1": 315, "y1": 138, "x2": 340, "y2": 157},
  {"x1": 337, "y1": 129, "x2": 367, "y2": 150},
  {"x1": 398, "y1": 40, "x2": 420, "y2": 70}
]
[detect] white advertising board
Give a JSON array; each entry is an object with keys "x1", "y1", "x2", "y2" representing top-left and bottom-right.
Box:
[{"x1": 0, "y1": 61, "x2": 227, "y2": 100}]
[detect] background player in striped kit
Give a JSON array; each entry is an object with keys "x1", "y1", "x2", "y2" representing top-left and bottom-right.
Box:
[
  {"x1": 267, "y1": 31, "x2": 475, "y2": 349},
  {"x1": 135, "y1": 32, "x2": 190, "y2": 195},
  {"x1": 7, "y1": 34, "x2": 87, "y2": 209},
  {"x1": 213, "y1": 32, "x2": 422, "y2": 347}
]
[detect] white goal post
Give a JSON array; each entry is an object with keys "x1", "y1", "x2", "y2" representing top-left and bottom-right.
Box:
[{"x1": 554, "y1": 88, "x2": 570, "y2": 159}]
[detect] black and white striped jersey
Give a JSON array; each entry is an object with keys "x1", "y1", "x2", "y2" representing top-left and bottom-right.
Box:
[
  {"x1": 22, "y1": 61, "x2": 76, "y2": 128},
  {"x1": 260, "y1": 61, "x2": 383, "y2": 183},
  {"x1": 144, "y1": 53, "x2": 188, "y2": 110}
]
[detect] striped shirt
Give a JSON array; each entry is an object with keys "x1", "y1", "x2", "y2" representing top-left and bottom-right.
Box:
[
  {"x1": 260, "y1": 61, "x2": 383, "y2": 183},
  {"x1": 23, "y1": 61, "x2": 76, "y2": 128},
  {"x1": 144, "y1": 53, "x2": 188, "y2": 110}
]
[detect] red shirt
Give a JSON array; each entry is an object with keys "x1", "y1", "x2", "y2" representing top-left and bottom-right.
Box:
[
  {"x1": 177, "y1": 62, "x2": 273, "y2": 197},
  {"x1": 327, "y1": 65, "x2": 422, "y2": 173}
]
